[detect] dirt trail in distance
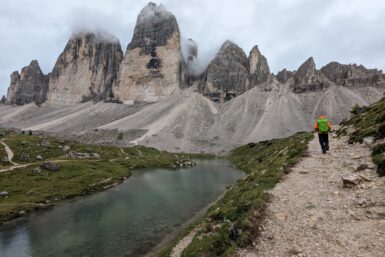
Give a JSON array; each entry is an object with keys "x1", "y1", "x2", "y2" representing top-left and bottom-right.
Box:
[{"x1": 0, "y1": 140, "x2": 17, "y2": 166}]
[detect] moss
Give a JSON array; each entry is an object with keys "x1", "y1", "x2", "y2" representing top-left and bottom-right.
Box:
[{"x1": 170, "y1": 132, "x2": 313, "y2": 257}]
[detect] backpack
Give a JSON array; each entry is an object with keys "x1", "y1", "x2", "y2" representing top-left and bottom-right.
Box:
[{"x1": 317, "y1": 118, "x2": 329, "y2": 133}]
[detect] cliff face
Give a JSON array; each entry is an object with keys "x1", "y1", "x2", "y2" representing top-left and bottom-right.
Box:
[
  {"x1": 249, "y1": 45, "x2": 270, "y2": 86},
  {"x1": 290, "y1": 57, "x2": 330, "y2": 93},
  {"x1": 6, "y1": 60, "x2": 48, "y2": 105},
  {"x1": 113, "y1": 3, "x2": 184, "y2": 102},
  {"x1": 321, "y1": 62, "x2": 385, "y2": 87},
  {"x1": 199, "y1": 41, "x2": 250, "y2": 102},
  {"x1": 276, "y1": 69, "x2": 294, "y2": 84},
  {"x1": 46, "y1": 32, "x2": 123, "y2": 105}
]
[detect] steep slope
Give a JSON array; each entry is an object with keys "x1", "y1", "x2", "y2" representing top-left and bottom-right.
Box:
[
  {"x1": 113, "y1": 3, "x2": 185, "y2": 102},
  {"x1": 0, "y1": 75, "x2": 382, "y2": 154},
  {"x1": 46, "y1": 32, "x2": 123, "y2": 105},
  {"x1": 6, "y1": 60, "x2": 48, "y2": 105}
]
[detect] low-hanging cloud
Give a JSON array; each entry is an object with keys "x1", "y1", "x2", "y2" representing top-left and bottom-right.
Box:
[{"x1": 1, "y1": 0, "x2": 385, "y2": 97}]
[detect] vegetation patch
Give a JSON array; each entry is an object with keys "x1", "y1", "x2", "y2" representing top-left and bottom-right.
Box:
[
  {"x1": 338, "y1": 98, "x2": 385, "y2": 176},
  {"x1": 0, "y1": 131, "x2": 209, "y2": 224},
  {"x1": 160, "y1": 132, "x2": 313, "y2": 257}
]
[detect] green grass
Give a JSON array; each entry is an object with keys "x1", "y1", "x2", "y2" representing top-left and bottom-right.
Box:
[
  {"x1": 338, "y1": 99, "x2": 385, "y2": 143},
  {"x1": 159, "y1": 132, "x2": 313, "y2": 257},
  {"x1": 338, "y1": 97, "x2": 385, "y2": 176},
  {"x1": 0, "y1": 132, "x2": 208, "y2": 224}
]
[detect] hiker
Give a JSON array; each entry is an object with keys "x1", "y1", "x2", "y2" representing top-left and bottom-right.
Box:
[{"x1": 314, "y1": 115, "x2": 332, "y2": 154}]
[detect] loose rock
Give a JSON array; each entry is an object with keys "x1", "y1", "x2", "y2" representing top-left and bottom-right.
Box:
[{"x1": 40, "y1": 162, "x2": 60, "y2": 172}]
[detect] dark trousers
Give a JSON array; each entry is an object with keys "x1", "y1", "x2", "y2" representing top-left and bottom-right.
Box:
[{"x1": 318, "y1": 133, "x2": 329, "y2": 153}]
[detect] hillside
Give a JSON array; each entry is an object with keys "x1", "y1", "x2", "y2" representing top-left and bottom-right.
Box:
[{"x1": 163, "y1": 94, "x2": 385, "y2": 257}]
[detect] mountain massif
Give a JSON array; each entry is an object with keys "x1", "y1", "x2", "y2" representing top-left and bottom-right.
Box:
[{"x1": 1, "y1": 2, "x2": 385, "y2": 153}]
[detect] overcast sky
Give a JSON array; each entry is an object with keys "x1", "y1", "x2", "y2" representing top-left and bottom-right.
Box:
[{"x1": 1, "y1": 0, "x2": 385, "y2": 96}]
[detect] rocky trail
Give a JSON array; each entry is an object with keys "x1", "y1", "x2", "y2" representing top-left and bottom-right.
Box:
[
  {"x1": 236, "y1": 133, "x2": 385, "y2": 257},
  {"x1": 0, "y1": 140, "x2": 17, "y2": 166}
]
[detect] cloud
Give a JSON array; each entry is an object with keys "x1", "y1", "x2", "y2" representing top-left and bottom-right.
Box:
[{"x1": 1, "y1": 0, "x2": 385, "y2": 96}]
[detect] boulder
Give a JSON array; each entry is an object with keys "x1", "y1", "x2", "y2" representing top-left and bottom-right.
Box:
[
  {"x1": 63, "y1": 145, "x2": 71, "y2": 152},
  {"x1": 363, "y1": 137, "x2": 374, "y2": 145},
  {"x1": 32, "y1": 167, "x2": 42, "y2": 174},
  {"x1": 342, "y1": 175, "x2": 362, "y2": 187},
  {"x1": 0, "y1": 191, "x2": 9, "y2": 197},
  {"x1": 40, "y1": 162, "x2": 60, "y2": 172}
]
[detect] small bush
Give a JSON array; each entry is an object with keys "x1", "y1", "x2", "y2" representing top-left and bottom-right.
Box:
[
  {"x1": 117, "y1": 132, "x2": 123, "y2": 140},
  {"x1": 372, "y1": 143, "x2": 385, "y2": 155},
  {"x1": 351, "y1": 104, "x2": 361, "y2": 115}
]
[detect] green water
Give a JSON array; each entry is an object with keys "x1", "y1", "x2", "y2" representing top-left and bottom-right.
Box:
[{"x1": 0, "y1": 160, "x2": 243, "y2": 257}]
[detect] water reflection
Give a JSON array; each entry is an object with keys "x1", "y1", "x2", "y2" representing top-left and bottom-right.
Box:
[{"x1": 0, "y1": 160, "x2": 243, "y2": 257}]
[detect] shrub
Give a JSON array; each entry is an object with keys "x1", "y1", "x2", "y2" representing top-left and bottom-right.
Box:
[{"x1": 350, "y1": 104, "x2": 361, "y2": 115}]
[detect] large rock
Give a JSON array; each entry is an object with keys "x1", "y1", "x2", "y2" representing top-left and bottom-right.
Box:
[
  {"x1": 248, "y1": 45, "x2": 270, "y2": 86},
  {"x1": 40, "y1": 162, "x2": 60, "y2": 172},
  {"x1": 46, "y1": 32, "x2": 123, "y2": 105},
  {"x1": 291, "y1": 57, "x2": 330, "y2": 93},
  {"x1": 199, "y1": 41, "x2": 250, "y2": 102},
  {"x1": 113, "y1": 3, "x2": 184, "y2": 102},
  {"x1": 321, "y1": 62, "x2": 385, "y2": 87},
  {"x1": 6, "y1": 60, "x2": 48, "y2": 105}
]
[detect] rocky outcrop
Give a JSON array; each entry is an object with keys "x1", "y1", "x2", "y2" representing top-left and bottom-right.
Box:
[
  {"x1": 321, "y1": 62, "x2": 385, "y2": 87},
  {"x1": 46, "y1": 32, "x2": 123, "y2": 105},
  {"x1": 249, "y1": 45, "x2": 270, "y2": 86},
  {"x1": 0, "y1": 95, "x2": 5, "y2": 104},
  {"x1": 276, "y1": 69, "x2": 294, "y2": 84},
  {"x1": 113, "y1": 3, "x2": 184, "y2": 102},
  {"x1": 6, "y1": 60, "x2": 48, "y2": 105},
  {"x1": 199, "y1": 41, "x2": 250, "y2": 102},
  {"x1": 291, "y1": 57, "x2": 330, "y2": 93}
]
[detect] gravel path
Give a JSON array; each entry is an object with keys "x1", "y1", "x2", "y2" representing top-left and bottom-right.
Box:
[
  {"x1": 236, "y1": 133, "x2": 385, "y2": 257},
  {"x1": 0, "y1": 140, "x2": 17, "y2": 165}
]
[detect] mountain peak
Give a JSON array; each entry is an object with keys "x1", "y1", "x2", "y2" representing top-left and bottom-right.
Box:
[{"x1": 294, "y1": 57, "x2": 316, "y2": 83}]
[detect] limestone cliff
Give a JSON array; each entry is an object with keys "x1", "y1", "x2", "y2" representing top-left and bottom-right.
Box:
[
  {"x1": 6, "y1": 60, "x2": 48, "y2": 105},
  {"x1": 199, "y1": 41, "x2": 250, "y2": 102},
  {"x1": 321, "y1": 62, "x2": 385, "y2": 87},
  {"x1": 248, "y1": 45, "x2": 270, "y2": 86},
  {"x1": 113, "y1": 3, "x2": 184, "y2": 102},
  {"x1": 291, "y1": 57, "x2": 330, "y2": 93},
  {"x1": 46, "y1": 32, "x2": 123, "y2": 105}
]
